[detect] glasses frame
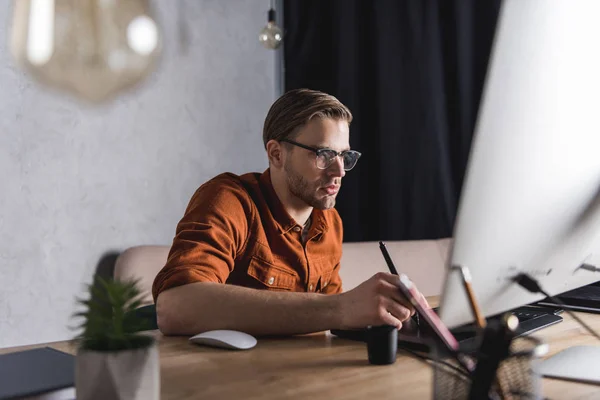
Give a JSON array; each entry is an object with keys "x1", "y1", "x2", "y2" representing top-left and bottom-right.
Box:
[{"x1": 281, "y1": 139, "x2": 362, "y2": 171}]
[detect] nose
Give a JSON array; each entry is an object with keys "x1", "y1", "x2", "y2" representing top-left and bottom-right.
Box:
[{"x1": 327, "y1": 155, "x2": 346, "y2": 178}]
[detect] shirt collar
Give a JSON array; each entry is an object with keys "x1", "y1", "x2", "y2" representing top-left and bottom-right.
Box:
[{"x1": 259, "y1": 169, "x2": 329, "y2": 236}]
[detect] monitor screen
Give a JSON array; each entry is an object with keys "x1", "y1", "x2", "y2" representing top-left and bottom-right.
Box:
[{"x1": 438, "y1": 0, "x2": 600, "y2": 329}]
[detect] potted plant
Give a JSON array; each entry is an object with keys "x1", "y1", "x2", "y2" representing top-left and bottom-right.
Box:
[{"x1": 73, "y1": 277, "x2": 159, "y2": 400}]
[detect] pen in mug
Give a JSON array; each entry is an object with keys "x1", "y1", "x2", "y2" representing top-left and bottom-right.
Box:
[{"x1": 454, "y1": 265, "x2": 487, "y2": 329}]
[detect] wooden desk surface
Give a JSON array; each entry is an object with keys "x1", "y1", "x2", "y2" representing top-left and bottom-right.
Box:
[{"x1": 3, "y1": 304, "x2": 600, "y2": 399}]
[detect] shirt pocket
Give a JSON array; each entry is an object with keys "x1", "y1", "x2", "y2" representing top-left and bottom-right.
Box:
[
  {"x1": 318, "y1": 268, "x2": 333, "y2": 292},
  {"x1": 311, "y1": 256, "x2": 339, "y2": 292},
  {"x1": 247, "y1": 256, "x2": 296, "y2": 291}
]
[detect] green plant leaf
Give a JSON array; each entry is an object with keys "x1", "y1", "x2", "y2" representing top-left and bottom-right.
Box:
[{"x1": 71, "y1": 276, "x2": 154, "y2": 352}]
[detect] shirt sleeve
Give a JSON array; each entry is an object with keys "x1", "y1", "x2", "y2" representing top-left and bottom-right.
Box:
[{"x1": 152, "y1": 176, "x2": 252, "y2": 302}]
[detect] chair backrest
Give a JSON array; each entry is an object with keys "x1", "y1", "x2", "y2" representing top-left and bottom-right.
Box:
[
  {"x1": 113, "y1": 245, "x2": 170, "y2": 305},
  {"x1": 113, "y1": 239, "x2": 453, "y2": 305}
]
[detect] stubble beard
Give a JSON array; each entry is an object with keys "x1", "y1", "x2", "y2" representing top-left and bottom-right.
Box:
[{"x1": 284, "y1": 161, "x2": 337, "y2": 210}]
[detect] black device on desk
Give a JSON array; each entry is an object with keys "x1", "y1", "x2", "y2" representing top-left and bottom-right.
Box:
[
  {"x1": 448, "y1": 304, "x2": 562, "y2": 351},
  {"x1": 331, "y1": 304, "x2": 563, "y2": 353},
  {"x1": 537, "y1": 280, "x2": 600, "y2": 313},
  {"x1": 0, "y1": 347, "x2": 75, "y2": 400},
  {"x1": 331, "y1": 305, "x2": 563, "y2": 351}
]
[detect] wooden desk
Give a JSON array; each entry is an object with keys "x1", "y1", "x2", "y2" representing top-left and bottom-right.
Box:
[{"x1": 3, "y1": 310, "x2": 600, "y2": 399}]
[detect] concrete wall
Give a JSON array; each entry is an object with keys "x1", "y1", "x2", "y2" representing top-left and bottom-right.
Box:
[{"x1": 0, "y1": 0, "x2": 275, "y2": 348}]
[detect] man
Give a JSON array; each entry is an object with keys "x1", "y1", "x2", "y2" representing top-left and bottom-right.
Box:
[{"x1": 153, "y1": 88, "x2": 428, "y2": 336}]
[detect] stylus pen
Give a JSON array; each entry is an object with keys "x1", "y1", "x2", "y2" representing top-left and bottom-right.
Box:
[
  {"x1": 379, "y1": 241, "x2": 474, "y2": 372},
  {"x1": 455, "y1": 265, "x2": 487, "y2": 329},
  {"x1": 379, "y1": 241, "x2": 417, "y2": 325},
  {"x1": 379, "y1": 241, "x2": 398, "y2": 275}
]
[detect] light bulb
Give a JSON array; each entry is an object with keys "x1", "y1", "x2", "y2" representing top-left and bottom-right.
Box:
[
  {"x1": 9, "y1": 0, "x2": 162, "y2": 103},
  {"x1": 259, "y1": 8, "x2": 282, "y2": 50}
]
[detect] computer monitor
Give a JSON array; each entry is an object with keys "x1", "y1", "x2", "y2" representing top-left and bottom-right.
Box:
[{"x1": 438, "y1": 0, "x2": 600, "y2": 330}]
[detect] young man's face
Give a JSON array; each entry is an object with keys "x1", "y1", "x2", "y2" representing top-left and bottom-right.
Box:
[{"x1": 283, "y1": 118, "x2": 350, "y2": 210}]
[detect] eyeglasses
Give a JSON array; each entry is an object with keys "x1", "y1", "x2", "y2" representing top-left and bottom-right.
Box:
[{"x1": 281, "y1": 139, "x2": 362, "y2": 171}]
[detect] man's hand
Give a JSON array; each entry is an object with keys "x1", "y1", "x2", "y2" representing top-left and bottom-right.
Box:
[{"x1": 335, "y1": 272, "x2": 429, "y2": 330}]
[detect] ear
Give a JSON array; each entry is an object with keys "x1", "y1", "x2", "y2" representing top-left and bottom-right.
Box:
[{"x1": 266, "y1": 139, "x2": 285, "y2": 168}]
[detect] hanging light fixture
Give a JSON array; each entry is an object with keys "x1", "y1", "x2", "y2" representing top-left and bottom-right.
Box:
[
  {"x1": 259, "y1": 0, "x2": 282, "y2": 50},
  {"x1": 9, "y1": 0, "x2": 162, "y2": 103}
]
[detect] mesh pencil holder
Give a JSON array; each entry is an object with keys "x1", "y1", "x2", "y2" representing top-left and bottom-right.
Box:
[{"x1": 432, "y1": 335, "x2": 548, "y2": 400}]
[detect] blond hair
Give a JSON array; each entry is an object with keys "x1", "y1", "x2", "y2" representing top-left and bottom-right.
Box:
[{"x1": 262, "y1": 88, "x2": 353, "y2": 148}]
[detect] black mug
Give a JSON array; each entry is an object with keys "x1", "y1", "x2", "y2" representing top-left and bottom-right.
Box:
[{"x1": 367, "y1": 325, "x2": 398, "y2": 365}]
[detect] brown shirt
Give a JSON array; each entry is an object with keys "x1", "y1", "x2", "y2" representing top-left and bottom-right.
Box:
[{"x1": 152, "y1": 169, "x2": 343, "y2": 302}]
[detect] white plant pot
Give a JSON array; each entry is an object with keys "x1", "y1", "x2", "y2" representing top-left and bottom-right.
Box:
[{"x1": 75, "y1": 343, "x2": 160, "y2": 400}]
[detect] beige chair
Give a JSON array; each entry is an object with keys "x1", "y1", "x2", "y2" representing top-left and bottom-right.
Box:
[
  {"x1": 114, "y1": 245, "x2": 170, "y2": 305},
  {"x1": 113, "y1": 239, "x2": 453, "y2": 305}
]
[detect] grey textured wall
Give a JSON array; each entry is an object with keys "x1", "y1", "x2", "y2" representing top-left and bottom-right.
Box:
[{"x1": 0, "y1": 0, "x2": 275, "y2": 348}]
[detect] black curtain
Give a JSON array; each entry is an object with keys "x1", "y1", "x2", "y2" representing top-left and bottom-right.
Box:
[{"x1": 284, "y1": 0, "x2": 502, "y2": 242}]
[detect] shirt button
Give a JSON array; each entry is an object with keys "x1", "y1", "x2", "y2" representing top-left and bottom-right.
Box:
[
  {"x1": 268, "y1": 277, "x2": 275, "y2": 285},
  {"x1": 309, "y1": 284, "x2": 314, "y2": 291},
  {"x1": 293, "y1": 226, "x2": 301, "y2": 232}
]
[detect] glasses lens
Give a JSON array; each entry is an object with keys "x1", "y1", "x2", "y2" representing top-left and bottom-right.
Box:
[
  {"x1": 342, "y1": 151, "x2": 361, "y2": 170},
  {"x1": 316, "y1": 150, "x2": 361, "y2": 170},
  {"x1": 316, "y1": 150, "x2": 337, "y2": 169}
]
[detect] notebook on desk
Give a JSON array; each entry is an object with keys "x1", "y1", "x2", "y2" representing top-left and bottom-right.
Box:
[{"x1": 0, "y1": 347, "x2": 75, "y2": 400}]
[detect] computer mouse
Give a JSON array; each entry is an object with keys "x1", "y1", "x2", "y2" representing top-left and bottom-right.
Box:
[{"x1": 189, "y1": 330, "x2": 257, "y2": 350}]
